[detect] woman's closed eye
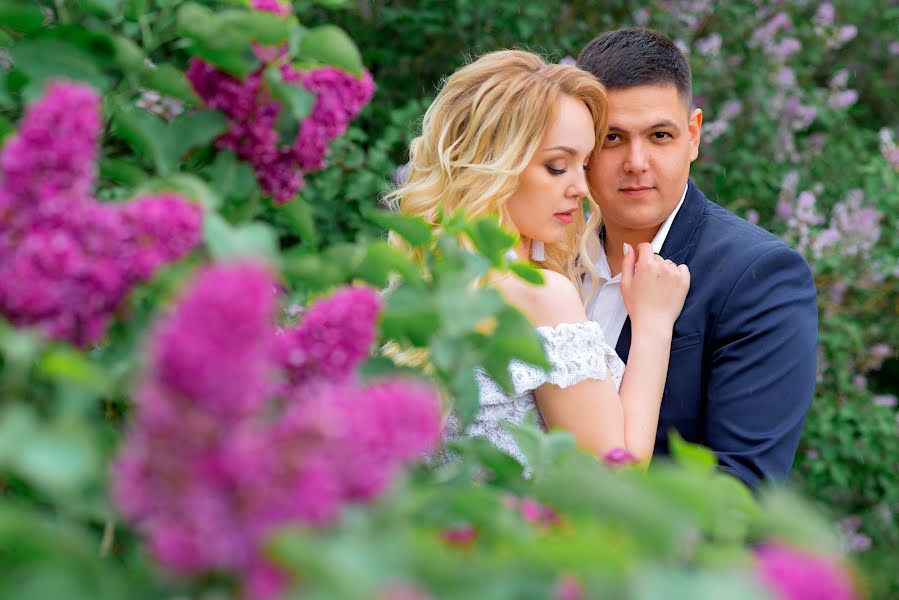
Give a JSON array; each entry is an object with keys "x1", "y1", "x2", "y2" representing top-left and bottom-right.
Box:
[{"x1": 546, "y1": 163, "x2": 591, "y2": 175}]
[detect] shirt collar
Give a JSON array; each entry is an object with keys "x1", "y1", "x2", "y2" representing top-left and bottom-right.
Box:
[
  {"x1": 650, "y1": 182, "x2": 689, "y2": 254},
  {"x1": 596, "y1": 182, "x2": 689, "y2": 282}
]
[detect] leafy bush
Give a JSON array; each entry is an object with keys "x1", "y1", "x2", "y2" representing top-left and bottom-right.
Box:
[{"x1": 0, "y1": 1, "x2": 888, "y2": 599}]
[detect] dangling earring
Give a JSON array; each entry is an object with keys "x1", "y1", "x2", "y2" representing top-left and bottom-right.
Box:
[{"x1": 531, "y1": 240, "x2": 546, "y2": 261}]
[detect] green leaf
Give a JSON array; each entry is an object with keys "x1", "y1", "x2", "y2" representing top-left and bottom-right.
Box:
[
  {"x1": 264, "y1": 66, "x2": 314, "y2": 146},
  {"x1": 668, "y1": 429, "x2": 717, "y2": 474},
  {"x1": 176, "y1": 3, "x2": 221, "y2": 43},
  {"x1": 113, "y1": 104, "x2": 227, "y2": 175},
  {"x1": 136, "y1": 173, "x2": 219, "y2": 211},
  {"x1": 365, "y1": 209, "x2": 433, "y2": 247},
  {"x1": 99, "y1": 158, "x2": 147, "y2": 187},
  {"x1": 357, "y1": 356, "x2": 422, "y2": 381},
  {"x1": 14, "y1": 422, "x2": 100, "y2": 497},
  {"x1": 508, "y1": 260, "x2": 545, "y2": 285},
  {"x1": 354, "y1": 241, "x2": 421, "y2": 288},
  {"x1": 217, "y1": 9, "x2": 292, "y2": 45},
  {"x1": 0, "y1": 3, "x2": 45, "y2": 33},
  {"x1": 81, "y1": 0, "x2": 121, "y2": 17},
  {"x1": 0, "y1": 115, "x2": 12, "y2": 142},
  {"x1": 434, "y1": 276, "x2": 505, "y2": 336},
  {"x1": 278, "y1": 196, "x2": 317, "y2": 242},
  {"x1": 298, "y1": 24, "x2": 364, "y2": 75},
  {"x1": 381, "y1": 287, "x2": 439, "y2": 347},
  {"x1": 635, "y1": 567, "x2": 768, "y2": 600},
  {"x1": 282, "y1": 253, "x2": 343, "y2": 291},
  {"x1": 309, "y1": 0, "x2": 351, "y2": 7},
  {"x1": 112, "y1": 103, "x2": 174, "y2": 174},
  {"x1": 204, "y1": 212, "x2": 279, "y2": 263},
  {"x1": 209, "y1": 150, "x2": 257, "y2": 207},
  {"x1": 37, "y1": 347, "x2": 109, "y2": 395},
  {"x1": 324, "y1": 243, "x2": 365, "y2": 274},
  {"x1": 489, "y1": 306, "x2": 550, "y2": 369},
  {"x1": 111, "y1": 35, "x2": 146, "y2": 71},
  {"x1": 752, "y1": 487, "x2": 842, "y2": 553},
  {"x1": 0, "y1": 405, "x2": 37, "y2": 466},
  {"x1": 168, "y1": 109, "x2": 229, "y2": 160},
  {"x1": 9, "y1": 38, "x2": 111, "y2": 96},
  {"x1": 446, "y1": 367, "x2": 481, "y2": 426},
  {"x1": 464, "y1": 215, "x2": 517, "y2": 267},
  {"x1": 177, "y1": 4, "x2": 261, "y2": 77},
  {"x1": 140, "y1": 64, "x2": 201, "y2": 104},
  {"x1": 448, "y1": 436, "x2": 524, "y2": 484}
]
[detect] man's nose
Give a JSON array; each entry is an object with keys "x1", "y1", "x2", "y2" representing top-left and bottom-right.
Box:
[{"x1": 624, "y1": 141, "x2": 649, "y2": 174}]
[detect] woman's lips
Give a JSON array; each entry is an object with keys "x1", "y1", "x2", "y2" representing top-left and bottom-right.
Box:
[{"x1": 554, "y1": 209, "x2": 577, "y2": 224}]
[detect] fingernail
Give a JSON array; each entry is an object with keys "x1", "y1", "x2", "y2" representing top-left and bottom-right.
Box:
[{"x1": 623, "y1": 243, "x2": 630, "y2": 255}]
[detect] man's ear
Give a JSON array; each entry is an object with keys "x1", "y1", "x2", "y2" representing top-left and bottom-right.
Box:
[{"x1": 689, "y1": 108, "x2": 702, "y2": 162}]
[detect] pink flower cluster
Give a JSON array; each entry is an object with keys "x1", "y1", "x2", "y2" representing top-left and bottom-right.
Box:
[
  {"x1": 251, "y1": 0, "x2": 291, "y2": 18},
  {"x1": 186, "y1": 59, "x2": 375, "y2": 204},
  {"x1": 754, "y1": 543, "x2": 860, "y2": 600},
  {"x1": 0, "y1": 81, "x2": 201, "y2": 347},
  {"x1": 113, "y1": 263, "x2": 441, "y2": 599}
]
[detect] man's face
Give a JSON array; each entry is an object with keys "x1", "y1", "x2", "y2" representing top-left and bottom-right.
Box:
[{"x1": 588, "y1": 84, "x2": 702, "y2": 239}]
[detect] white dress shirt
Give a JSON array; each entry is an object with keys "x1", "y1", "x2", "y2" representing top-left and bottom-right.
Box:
[{"x1": 585, "y1": 184, "x2": 688, "y2": 350}]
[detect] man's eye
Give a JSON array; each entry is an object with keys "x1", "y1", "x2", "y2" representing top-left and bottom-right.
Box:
[
  {"x1": 583, "y1": 163, "x2": 592, "y2": 172},
  {"x1": 653, "y1": 132, "x2": 672, "y2": 139},
  {"x1": 605, "y1": 133, "x2": 620, "y2": 143},
  {"x1": 546, "y1": 166, "x2": 567, "y2": 175}
]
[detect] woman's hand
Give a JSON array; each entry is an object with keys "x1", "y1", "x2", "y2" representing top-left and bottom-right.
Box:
[{"x1": 620, "y1": 242, "x2": 690, "y2": 332}]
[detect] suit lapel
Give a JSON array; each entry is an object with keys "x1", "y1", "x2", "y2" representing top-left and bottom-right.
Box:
[{"x1": 613, "y1": 180, "x2": 706, "y2": 363}]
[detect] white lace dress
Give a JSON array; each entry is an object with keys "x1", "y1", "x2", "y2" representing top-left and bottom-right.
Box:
[{"x1": 466, "y1": 321, "x2": 625, "y2": 465}]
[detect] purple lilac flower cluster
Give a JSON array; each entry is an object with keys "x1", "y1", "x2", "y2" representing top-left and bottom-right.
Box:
[
  {"x1": 0, "y1": 81, "x2": 201, "y2": 347},
  {"x1": 251, "y1": 0, "x2": 291, "y2": 17},
  {"x1": 186, "y1": 60, "x2": 374, "y2": 204},
  {"x1": 754, "y1": 543, "x2": 860, "y2": 600},
  {"x1": 114, "y1": 263, "x2": 441, "y2": 599},
  {"x1": 777, "y1": 180, "x2": 883, "y2": 264}
]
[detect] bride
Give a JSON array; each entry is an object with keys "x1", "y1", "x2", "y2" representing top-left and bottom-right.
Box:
[{"x1": 388, "y1": 50, "x2": 689, "y2": 464}]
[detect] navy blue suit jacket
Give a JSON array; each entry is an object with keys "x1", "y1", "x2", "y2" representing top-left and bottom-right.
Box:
[{"x1": 614, "y1": 180, "x2": 818, "y2": 489}]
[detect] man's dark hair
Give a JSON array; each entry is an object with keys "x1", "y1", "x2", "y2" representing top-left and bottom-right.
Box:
[{"x1": 577, "y1": 27, "x2": 692, "y2": 106}]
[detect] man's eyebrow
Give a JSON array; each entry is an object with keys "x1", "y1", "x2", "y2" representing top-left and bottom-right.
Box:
[{"x1": 608, "y1": 120, "x2": 681, "y2": 133}]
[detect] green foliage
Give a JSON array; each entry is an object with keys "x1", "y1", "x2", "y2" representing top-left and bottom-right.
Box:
[
  {"x1": 0, "y1": 0, "x2": 887, "y2": 598},
  {"x1": 267, "y1": 424, "x2": 832, "y2": 600},
  {"x1": 294, "y1": 2, "x2": 899, "y2": 595}
]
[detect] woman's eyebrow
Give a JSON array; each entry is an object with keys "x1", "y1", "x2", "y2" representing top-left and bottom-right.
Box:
[{"x1": 541, "y1": 145, "x2": 593, "y2": 154}]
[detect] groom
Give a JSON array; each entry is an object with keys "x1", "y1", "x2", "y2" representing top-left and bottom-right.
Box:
[{"x1": 577, "y1": 28, "x2": 818, "y2": 488}]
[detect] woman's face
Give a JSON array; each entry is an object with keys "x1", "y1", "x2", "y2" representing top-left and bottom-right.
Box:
[{"x1": 506, "y1": 94, "x2": 595, "y2": 251}]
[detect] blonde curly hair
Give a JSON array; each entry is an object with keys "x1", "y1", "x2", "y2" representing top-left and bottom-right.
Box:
[{"x1": 385, "y1": 49, "x2": 608, "y2": 300}]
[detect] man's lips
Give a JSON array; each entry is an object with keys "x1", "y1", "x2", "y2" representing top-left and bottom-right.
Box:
[{"x1": 620, "y1": 186, "x2": 653, "y2": 198}]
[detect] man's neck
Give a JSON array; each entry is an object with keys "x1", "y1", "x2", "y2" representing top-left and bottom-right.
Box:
[{"x1": 603, "y1": 227, "x2": 661, "y2": 277}]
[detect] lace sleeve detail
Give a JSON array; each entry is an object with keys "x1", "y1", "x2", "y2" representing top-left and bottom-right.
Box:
[{"x1": 501, "y1": 321, "x2": 623, "y2": 397}]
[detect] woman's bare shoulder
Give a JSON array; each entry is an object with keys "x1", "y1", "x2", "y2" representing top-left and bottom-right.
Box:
[{"x1": 492, "y1": 269, "x2": 587, "y2": 328}]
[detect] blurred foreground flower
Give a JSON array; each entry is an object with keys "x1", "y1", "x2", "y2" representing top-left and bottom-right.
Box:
[
  {"x1": 603, "y1": 446, "x2": 638, "y2": 468},
  {"x1": 754, "y1": 543, "x2": 860, "y2": 600},
  {"x1": 0, "y1": 81, "x2": 201, "y2": 346},
  {"x1": 114, "y1": 263, "x2": 441, "y2": 599}
]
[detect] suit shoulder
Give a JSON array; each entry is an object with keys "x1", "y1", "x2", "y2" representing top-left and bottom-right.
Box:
[{"x1": 698, "y1": 199, "x2": 804, "y2": 262}]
